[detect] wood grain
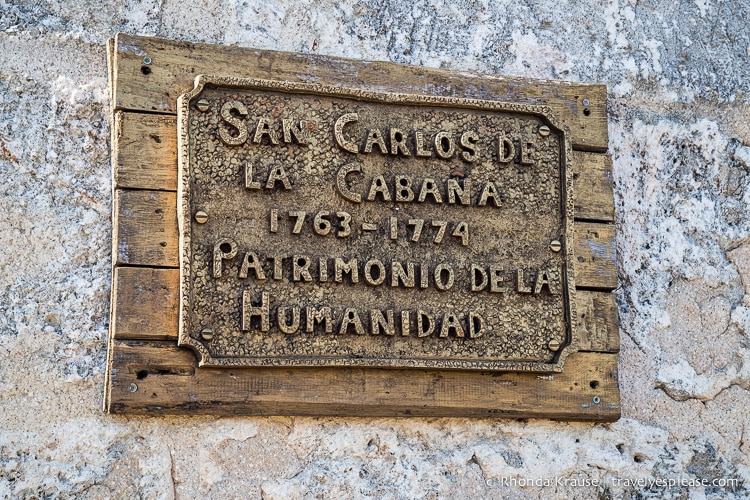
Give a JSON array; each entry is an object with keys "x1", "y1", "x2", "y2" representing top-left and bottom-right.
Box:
[
  {"x1": 112, "y1": 33, "x2": 607, "y2": 152},
  {"x1": 111, "y1": 265, "x2": 619, "y2": 353},
  {"x1": 113, "y1": 188, "x2": 616, "y2": 289},
  {"x1": 114, "y1": 190, "x2": 178, "y2": 267},
  {"x1": 112, "y1": 111, "x2": 615, "y2": 220},
  {"x1": 113, "y1": 111, "x2": 177, "y2": 190},
  {"x1": 106, "y1": 340, "x2": 620, "y2": 420},
  {"x1": 106, "y1": 34, "x2": 620, "y2": 419},
  {"x1": 112, "y1": 267, "x2": 179, "y2": 340},
  {"x1": 573, "y1": 151, "x2": 615, "y2": 222},
  {"x1": 576, "y1": 290, "x2": 620, "y2": 352},
  {"x1": 573, "y1": 222, "x2": 618, "y2": 290}
]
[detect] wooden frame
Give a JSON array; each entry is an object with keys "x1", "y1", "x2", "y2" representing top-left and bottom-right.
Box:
[{"x1": 106, "y1": 33, "x2": 620, "y2": 420}]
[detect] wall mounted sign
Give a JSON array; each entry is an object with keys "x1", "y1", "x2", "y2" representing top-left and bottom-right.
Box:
[{"x1": 106, "y1": 33, "x2": 620, "y2": 419}]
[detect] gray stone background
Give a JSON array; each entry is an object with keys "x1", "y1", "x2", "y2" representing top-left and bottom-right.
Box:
[{"x1": 1, "y1": 0, "x2": 749, "y2": 498}]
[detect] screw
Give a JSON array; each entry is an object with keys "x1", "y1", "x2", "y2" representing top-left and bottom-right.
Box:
[
  {"x1": 201, "y1": 328, "x2": 214, "y2": 341},
  {"x1": 550, "y1": 240, "x2": 562, "y2": 252},
  {"x1": 593, "y1": 396, "x2": 601, "y2": 404},
  {"x1": 142, "y1": 56, "x2": 152, "y2": 65},
  {"x1": 548, "y1": 340, "x2": 561, "y2": 351},
  {"x1": 196, "y1": 99, "x2": 210, "y2": 112},
  {"x1": 195, "y1": 210, "x2": 209, "y2": 224},
  {"x1": 538, "y1": 125, "x2": 550, "y2": 137},
  {"x1": 582, "y1": 98, "x2": 590, "y2": 106},
  {"x1": 129, "y1": 383, "x2": 138, "y2": 393}
]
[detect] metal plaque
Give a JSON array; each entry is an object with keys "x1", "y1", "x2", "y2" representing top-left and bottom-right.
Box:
[{"x1": 177, "y1": 75, "x2": 577, "y2": 371}]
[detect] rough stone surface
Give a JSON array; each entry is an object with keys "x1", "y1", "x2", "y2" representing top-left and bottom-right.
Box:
[{"x1": 1, "y1": 0, "x2": 749, "y2": 498}]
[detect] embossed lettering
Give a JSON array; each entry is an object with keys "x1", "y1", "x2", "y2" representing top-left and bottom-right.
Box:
[
  {"x1": 417, "y1": 310, "x2": 435, "y2": 337},
  {"x1": 468, "y1": 311, "x2": 484, "y2": 338},
  {"x1": 471, "y1": 264, "x2": 488, "y2": 292},
  {"x1": 370, "y1": 310, "x2": 395, "y2": 336},
  {"x1": 335, "y1": 257, "x2": 359, "y2": 283},
  {"x1": 447, "y1": 179, "x2": 470, "y2": 205},
  {"x1": 434, "y1": 264, "x2": 454, "y2": 291},
  {"x1": 253, "y1": 117, "x2": 279, "y2": 145},
  {"x1": 439, "y1": 313, "x2": 464, "y2": 338},
  {"x1": 415, "y1": 131, "x2": 432, "y2": 157},
  {"x1": 242, "y1": 291, "x2": 270, "y2": 331},
  {"x1": 213, "y1": 239, "x2": 237, "y2": 278},
  {"x1": 293, "y1": 255, "x2": 312, "y2": 282},
  {"x1": 239, "y1": 251, "x2": 267, "y2": 280},
  {"x1": 497, "y1": 136, "x2": 515, "y2": 163},
  {"x1": 334, "y1": 113, "x2": 359, "y2": 153},
  {"x1": 282, "y1": 119, "x2": 310, "y2": 144},
  {"x1": 434, "y1": 131, "x2": 455, "y2": 159},
  {"x1": 278, "y1": 306, "x2": 300, "y2": 334},
  {"x1": 364, "y1": 259, "x2": 386, "y2": 286},
  {"x1": 363, "y1": 128, "x2": 388, "y2": 154},
  {"x1": 339, "y1": 308, "x2": 365, "y2": 335},
  {"x1": 265, "y1": 166, "x2": 292, "y2": 190},
  {"x1": 367, "y1": 175, "x2": 392, "y2": 202},
  {"x1": 306, "y1": 306, "x2": 333, "y2": 333},
  {"x1": 219, "y1": 100, "x2": 249, "y2": 146},
  {"x1": 395, "y1": 175, "x2": 415, "y2": 202},
  {"x1": 418, "y1": 178, "x2": 443, "y2": 204},
  {"x1": 336, "y1": 163, "x2": 363, "y2": 203},
  {"x1": 390, "y1": 128, "x2": 410, "y2": 156},
  {"x1": 477, "y1": 181, "x2": 501, "y2": 207},
  {"x1": 460, "y1": 130, "x2": 479, "y2": 162},
  {"x1": 391, "y1": 262, "x2": 415, "y2": 288}
]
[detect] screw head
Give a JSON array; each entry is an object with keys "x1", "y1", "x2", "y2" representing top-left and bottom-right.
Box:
[
  {"x1": 538, "y1": 125, "x2": 550, "y2": 137},
  {"x1": 196, "y1": 99, "x2": 210, "y2": 112},
  {"x1": 592, "y1": 396, "x2": 601, "y2": 404},
  {"x1": 201, "y1": 328, "x2": 214, "y2": 341},
  {"x1": 548, "y1": 340, "x2": 561, "y2": 351},
  {"x1": 582, "y1": 98, "x2": 590, "y2": 106},
  {"x1": 142, "y1": 56, "x2": 152, "y2": 65},
  {"x1": 550, "y1": 240, "x2": 562, "y2": 252},
  {"x1": 195, "y1": 210, "x2": 209, "y2": 224},
  {"x1": 129, "y1": 383, "x2": 138, "y2": 393}
]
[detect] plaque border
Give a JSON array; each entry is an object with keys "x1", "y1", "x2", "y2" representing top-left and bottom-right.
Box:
[{"x1": 176, "y1": 75, "x2": 578, "y2": 372}]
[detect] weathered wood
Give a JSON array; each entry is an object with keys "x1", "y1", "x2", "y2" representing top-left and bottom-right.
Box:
[
  {"x1": 112, "y1": 267, "x2": 179, "y2": 340},
  {"x1": 106, "y1": 340, "x2": 619, "y2": 420},
  {"x1": 114, "y1": 187, "x2": 615, "y2": 289},
  {"x1": 112, "y1": 112, "x2": 615, "y2": 218},
  {"x1": 576, "y1": 290, "x2": 620, "y2": 352},
  {"x1": 113, "y1": 112, "x2": 177, "y2": 190},
  {"x1": 114, "y1": 190, "x2": 179, "y2": 267},
  {"x1": 111, "y1": 33, "x2": 607, "y2": 152},
  {"x1": 106, "y1": 34, "x2": 619, "y2": 419},
  {"x1": 573, "y1": 222, "x2": 618, "y2": 290},
  {"x1": 110, "y1": 265, "x2": 619, "y2": 354},
  {"x1": 573, "y1": 151, "x2": 614, "y2": 222}
]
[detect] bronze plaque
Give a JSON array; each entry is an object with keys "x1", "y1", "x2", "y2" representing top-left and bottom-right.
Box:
[{"x1": 177, "y1": 75, "x2": 577, "y2": 371}]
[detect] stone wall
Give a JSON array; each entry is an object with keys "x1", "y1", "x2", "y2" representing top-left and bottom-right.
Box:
[{"x1": 1, "y1": 1, "x2": 748, "y2": 498}]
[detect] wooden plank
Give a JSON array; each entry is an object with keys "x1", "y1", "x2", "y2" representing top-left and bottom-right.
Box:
[
  {"x1": 112, "y1": 267, "x2": 179, "y2": 340},
  {"x1": 576, "y1": 290, "x2": 619, "y2": 352},
  {"x1": 573, "y1": 151, "x2": 614, "y2": 222},
  {"x1": 114, "y1": 111, "x2": 613, "y2": 204},
  {"x1": 110, "y1": 266, "x2": 619, "y2": 353},
  {"x1": 574, "y1": 222, "x2": 617, "y2": 290},
  {"x1": 106, "y1": 340, "x2": 620, "y2": 421},
  {"x1": 113, "y1": 111, "x2": 177, "y2": 190},
  {"x1": 114, "y1": 190, "x2": 179, "y2": 267},
  {"x1": 112, "y1": 33, "x2": 607, "y2": 152},
  {"x1": 114, "y1": 188, "x2": 616, "y2": 289}
]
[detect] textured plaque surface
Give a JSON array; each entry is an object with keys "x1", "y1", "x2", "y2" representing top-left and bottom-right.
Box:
[{"x1": 177, "y1": 75, "x2": 576, "y2": 371}]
